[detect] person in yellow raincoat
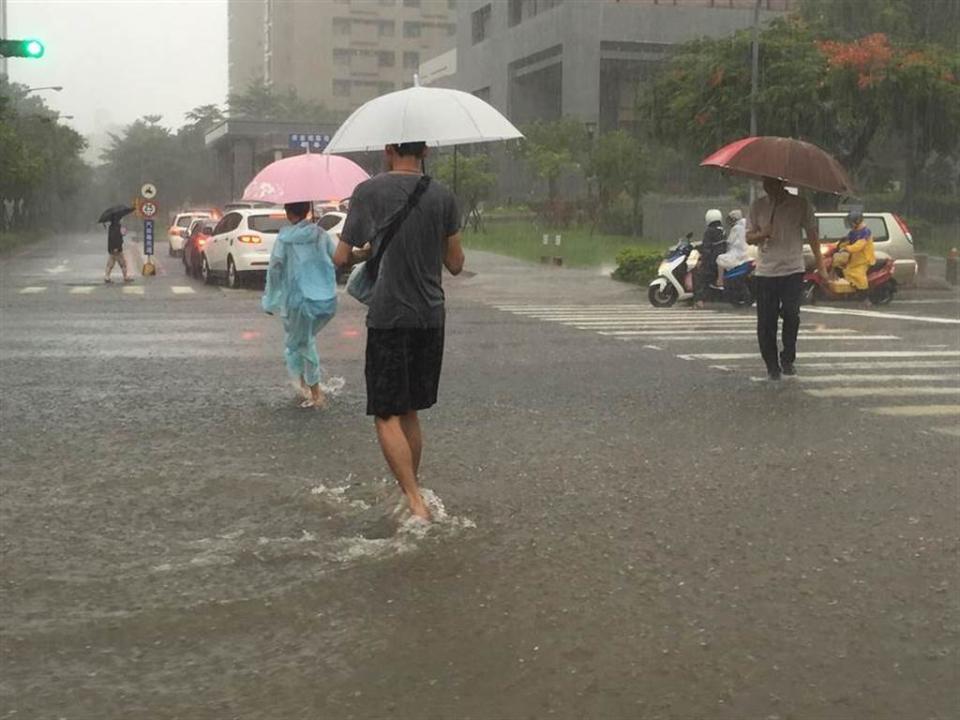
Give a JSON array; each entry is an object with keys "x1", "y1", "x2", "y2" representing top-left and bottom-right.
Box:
[{"x1": 832, "y1": 209, "x2": 875, "y2": 299}]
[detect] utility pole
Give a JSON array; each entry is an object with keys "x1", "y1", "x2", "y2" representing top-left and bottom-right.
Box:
[
  {"x1": 0, "y1": 0, "x2": 8, "y2": 77},
  {"x1": 749, "y1": 0, "x2": 761, "y2": 205}
]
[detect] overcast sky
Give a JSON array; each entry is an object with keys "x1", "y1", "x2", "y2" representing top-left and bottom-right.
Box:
[{"x1": 6, "y1": 0, "x2": 227, "y2": 144}]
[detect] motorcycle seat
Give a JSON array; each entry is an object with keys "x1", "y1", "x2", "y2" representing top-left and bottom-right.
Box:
[
  {"x1": 723, "y1": 262, "x2": 753, "y2": 280},
  {"x1": 868, "y1": 260, "x2": 888, "y2": 273}
]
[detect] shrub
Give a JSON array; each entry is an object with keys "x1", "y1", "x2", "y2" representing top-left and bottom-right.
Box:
[{"x1": 612, "y1": 247, "x2": 663, "y2": 284}]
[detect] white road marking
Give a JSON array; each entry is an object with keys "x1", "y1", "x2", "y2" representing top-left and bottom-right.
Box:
[
  {"x1": 931, "y1": 427, "x2": 960, "y2": 437},
  {"x1": 123, "y1": 285, "x2": 144, "y2": 295},
  {"x1": 591, "y1": 328, "x2": 857, "y2": 335},
  {"x1": 18, "y1": 286, "x2": 47, "y2": 294},
  {"x1": 45, "y1": 263, "x2": 69, "y2": 274},
  {"x1": 68, "y1": 286, "x2": 96, "y2": 294},
  {"x1": 751, "y1": 373, "x2": 960, "y2": 383},
  {"x1": 715, "y1": 361, "x2": 959, "y2": 371},
  {"x1": 682, "y1": 350, "x2": 960, "y2": 361},
  {"x1": 615, "y1": 333, "x2": 898, "y2": 341},
  {"x1": 895, "y1": 299, "x2": 960, "y2": 305},
  {"x1": 803, "y1": 306, "x2": 960, "y2": 325},
  {"x1": 171, "y1": 286, "x2": 196, "y2": 295},
  {"x1": 867, "y1": 405, "x2": 960, "y2": 417},
  {"x1": 643, "y1": 345, "x2": 663, "y2": 350},
  {"x1": 805, "y1": 386, "x2": 960, "y2": 398}
]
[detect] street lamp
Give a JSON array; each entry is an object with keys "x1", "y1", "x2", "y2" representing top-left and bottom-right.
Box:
[{"x1": 25, "y1": 85, "x2": 63, "y2": 94}]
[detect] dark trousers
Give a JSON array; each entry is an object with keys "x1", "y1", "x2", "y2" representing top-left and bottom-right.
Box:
[{"x1": 755, "y1": 272, "x2": 804, "y2": 372}]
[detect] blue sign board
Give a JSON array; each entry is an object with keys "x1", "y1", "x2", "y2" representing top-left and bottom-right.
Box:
[
  {"x1": 143, "y1": 219, "x2": 155, "y2": 256},
  {"x1": 289, "y1": 133, "x2": 332, "y2": 151}
]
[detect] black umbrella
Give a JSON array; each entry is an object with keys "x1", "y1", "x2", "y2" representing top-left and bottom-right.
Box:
[{"x1": 98, "y1": 205, "x2": 134, "y2": 223}]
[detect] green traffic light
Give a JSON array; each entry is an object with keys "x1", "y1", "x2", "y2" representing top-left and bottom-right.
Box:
[{"x1": 0, "y1": 38, "x2": 45, "y2": 59}]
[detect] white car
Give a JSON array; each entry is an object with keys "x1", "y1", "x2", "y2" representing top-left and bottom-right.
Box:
[
  {"x1": 317, "y1": 211, "x2": 351, "y2": 284},
  {"x1": 201, "y1": 208, "x2": 289, "y2": 288},
  {"x1": 168, "y1": 211, "x2": 214, "y2": 256}
]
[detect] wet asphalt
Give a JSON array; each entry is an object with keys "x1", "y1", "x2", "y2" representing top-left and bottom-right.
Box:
[{"x1": 1, "y1": 232, "x2": 958, "y2": 719}]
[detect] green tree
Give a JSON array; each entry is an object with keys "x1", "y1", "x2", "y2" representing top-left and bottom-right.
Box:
[
  {"x1": 513, "y1": 118, "x2": 591, "y2": 203},
  {"x1": 227, "y1": 79, "x2": 343, "y2": 123},
  {"x1": 584, "y1": 130, "x2": 649, "y2": 237},
  {"x1": 799, "y1": 0, "x2": 960, "y2": 48},
  {"x1": 433, "y1": 153, "x2": 496, "y2": 232}
]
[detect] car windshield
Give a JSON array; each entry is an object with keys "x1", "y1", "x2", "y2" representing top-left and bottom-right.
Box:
[
  {"x1": 317, "y1": 214, "x2": 342, "y2": 231},
  {"x1": 247, "y1": 215, "x2": 288, "y2": 233},
  {"x1": 818, "y1": 216, "x2": 890, "y2": 242}
]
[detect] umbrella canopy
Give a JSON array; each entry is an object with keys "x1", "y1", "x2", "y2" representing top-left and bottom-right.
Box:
[
  {"x1": 242, "y1": 154, "x2": 370, "y2": 204},
  {"x1": 98, "y1": 205, "x2": 134, "y2": 223},
  {"x1": 700, "y1": 136, "x2": 855, "y2": 195},
  {"x1": 324, "y1": 84, "x2": 523, "y2": 153}
]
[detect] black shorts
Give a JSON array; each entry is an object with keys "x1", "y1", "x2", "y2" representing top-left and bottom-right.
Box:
[{"x1": 365, "y1": 327, "x2": 445, "y2": 418}]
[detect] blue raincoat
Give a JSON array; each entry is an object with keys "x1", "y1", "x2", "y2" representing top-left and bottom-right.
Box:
[{"x1": 261, "y1": 220, "x2": 337, "y2": 387}]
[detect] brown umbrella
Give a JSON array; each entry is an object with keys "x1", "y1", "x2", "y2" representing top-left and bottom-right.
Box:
[{"x1": 700, "y1": 136, "x2": 855, "y2": 195}]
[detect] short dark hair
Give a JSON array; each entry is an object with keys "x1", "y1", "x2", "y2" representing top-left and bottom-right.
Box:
[
  {"x1": 390, "y1": 141, "x2": 427, "y2": 158},
  {"x1": 284, "y1": 201, "x2": 311, "y2": 220}
]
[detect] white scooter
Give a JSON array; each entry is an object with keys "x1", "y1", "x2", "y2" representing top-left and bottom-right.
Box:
[{"x1": 648, "y1": 233, "x2": 756, "y2": 308}]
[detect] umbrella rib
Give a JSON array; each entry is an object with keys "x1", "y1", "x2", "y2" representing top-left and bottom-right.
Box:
[{"x1": 448, "y1": 91, "x2": 485, "y2": 140}]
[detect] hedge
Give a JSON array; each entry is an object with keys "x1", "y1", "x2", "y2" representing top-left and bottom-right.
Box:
[{"x1": 611, "y1": 247, "x2": 663, "y2": 284}]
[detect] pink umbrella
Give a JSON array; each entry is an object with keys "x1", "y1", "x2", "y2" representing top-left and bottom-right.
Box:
[{"x1": 242, "y1": 154, "x2": 370, "y2": 204}]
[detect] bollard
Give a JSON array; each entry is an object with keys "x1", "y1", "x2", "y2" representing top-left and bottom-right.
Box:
[
  {"x1": 947, "y1": 248, "x2": 959, "y2": 286},
  {"x1": 541, "y1": 234, "x2": 551, "y2": 264},
  {"x1": 915, "y1": 253, "x2": 928, "y2": 278}
]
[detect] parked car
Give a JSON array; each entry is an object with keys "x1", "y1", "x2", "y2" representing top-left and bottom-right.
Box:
[
  {"x1": 182, "y1": 218, "x2": 216, "y2": 278},
  {"x1": 168, "y1": 209, "x2": 217, "y2": 256},
  {"x1": 806, "y1": 212, "x2": 917, "y2": 285},
  {"x1": 317, "y1": 211, "x2": 350, "y2": 284},
  {"x1": 201, "y1": 208, "x2": 288, "y2": 288}
]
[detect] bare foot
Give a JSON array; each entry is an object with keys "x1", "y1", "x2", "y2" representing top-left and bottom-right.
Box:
[{"x1": 407, "y1": 494, "x2": 432, "y2": 521}]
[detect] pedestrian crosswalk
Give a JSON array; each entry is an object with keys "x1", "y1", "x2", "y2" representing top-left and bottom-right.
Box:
[
  {"x1": 493, "y1": 303, "x2": 960, "y2": 439},
  {"x1": 17, "y1": 284, "x2": 199, "y2": 296}
]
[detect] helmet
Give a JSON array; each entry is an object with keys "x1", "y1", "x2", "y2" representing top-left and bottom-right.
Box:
[
  {"x1": 705, "y1": 209, "x2": 723, "y2": 225},
  {"x1": 845, "y1": 209, "x2": 864, "y2": 227},
  {"x1": 727, "y1": 209, "x2": 743, "y2": 224}
]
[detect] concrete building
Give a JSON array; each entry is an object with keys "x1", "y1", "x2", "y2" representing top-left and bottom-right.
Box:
[
  {"x1": 228, "y1": 0, "x2": 457, "y2": 114},
  {"x1": 454, "y1": 0, "x2": 794, "y2": 131}
]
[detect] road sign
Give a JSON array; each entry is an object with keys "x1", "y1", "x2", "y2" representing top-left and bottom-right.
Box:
[
  {"x1": 289, "y1": 133, "x2": 331, "y2": 151},
  {"x1": 140, "y1": 183, "x2": 157, "y2": 200},
  {"x1": 143, "y1": 219, "x2": 155, "y2": 256},
  {"x1": 141, "y1": 201, "x2": 157, "y2": 218}
]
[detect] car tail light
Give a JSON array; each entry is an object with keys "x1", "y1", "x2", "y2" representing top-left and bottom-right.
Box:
[
  {"x1": 169, "y1": 226, "x2": 182, "y2": 236},
  {"x1": 198, "y1": 238, "x2": 207, "y2": 248},
  {"x1": 237, "y1": 235, "x2": 262, "y2": 244},
  {"x1": 893, "y1": 214, "x2": 913, "y2": 244}
]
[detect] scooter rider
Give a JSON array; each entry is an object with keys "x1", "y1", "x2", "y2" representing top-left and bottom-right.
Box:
[
  {"x1": 715, "y1": 209, "x2": 750, "y2": 289},
  {"x1": 832, "y1": 209, "x2": 875, "y2": 305},
  {"x1": 694, "y1": 209, "x2": 725, "y2": 309}
]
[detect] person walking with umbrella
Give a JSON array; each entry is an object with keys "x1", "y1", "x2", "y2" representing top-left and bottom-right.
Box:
[
  {"x1": 100, "y1": 206, "x2": 134, "y2": 283},
  {"x1": 747, "y1": 176, "x2": 828, "y2": 380},
  {"x1": 700, "y1": 137, "x2": 852, "y2": 381},
  {"x1": 262, "y1": 201, "x2": 339, "y2": 408}
]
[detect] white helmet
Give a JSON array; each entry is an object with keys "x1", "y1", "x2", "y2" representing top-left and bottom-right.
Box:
[
  {"x1": 727, "y1": 209, "x2": 743, "y2": 223},
  {"x1": 705, "y1": 209, "x2": 723, "y2": 225}
]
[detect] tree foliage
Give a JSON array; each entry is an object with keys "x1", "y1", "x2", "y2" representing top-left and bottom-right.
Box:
[
  {"x1": 433, "y1": 153, "x2": 496, "y2": 231},
  {"x1": 0, "y1": 79, "x2": 89, "y2": 232},
  {"x1": 227, "y1": 79, "x2": 343, "y2": 123}
]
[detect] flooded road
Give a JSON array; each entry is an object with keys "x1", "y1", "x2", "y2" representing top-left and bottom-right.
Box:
[{"x1": 2, "y1": 234, "x2": 957, "y2": 718}]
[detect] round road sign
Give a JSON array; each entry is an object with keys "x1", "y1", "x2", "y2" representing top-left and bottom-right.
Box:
[
  {"x1": 141, "y1": 183, "x2": 157, "y2": 200},
  {"x1": 141, "y1": 201, "x2": 158, "y2": 218}
]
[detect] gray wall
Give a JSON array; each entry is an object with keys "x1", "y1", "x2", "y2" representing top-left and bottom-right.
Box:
[{"x1": 455, "y1": 0, "x2": 786, "y2": 125}]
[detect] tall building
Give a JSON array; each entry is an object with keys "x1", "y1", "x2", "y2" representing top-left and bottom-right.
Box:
[
  {"x1": 454, "y1": 0, "x2": 794, "y2": 131},
  {"x1": 227, "y1": 0, "x2": 457, "y2": 113}
]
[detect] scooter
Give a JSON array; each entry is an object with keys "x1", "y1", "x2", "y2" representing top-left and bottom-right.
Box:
[
  {"x1": 648, "y1": 234, "x2": 756, "y2": 308},
  {"x1": 802, "y1": 245, "x2": 897, "y2": 305}
]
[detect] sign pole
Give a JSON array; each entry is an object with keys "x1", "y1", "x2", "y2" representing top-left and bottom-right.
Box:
[{"x1": 139, "y1": 183, "x2": 158, "y2": 276}]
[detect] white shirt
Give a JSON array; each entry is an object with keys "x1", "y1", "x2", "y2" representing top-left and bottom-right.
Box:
[{"x1": 747, "y1": 193, "x2": 817, "y2": 277}]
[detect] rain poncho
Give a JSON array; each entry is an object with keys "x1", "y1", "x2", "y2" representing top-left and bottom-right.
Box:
[
  {"x1": 833, "y1": 223, "x2": 875, "y2": 290},
  {"x1": 261, "y1": 220, "x2": 337, "y2": 386},
  {"x1": 717, "y1": 217, "x2": 750, "y2": 269}
]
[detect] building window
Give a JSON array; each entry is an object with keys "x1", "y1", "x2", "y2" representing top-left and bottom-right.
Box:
[
  {"x1": 379, "y1": 20, "x2": 395, "y2": 37},
  {"x1": 403, "y1": 21, "x2": 421, "y2": 38},
  {"x1": 380, "y1": 0, "x2": 395, "y2": 4},
  {"x1": 472, "y1": 4, "x2": 491, "y2": 44},
  {"x1": 379, "y1": 82, "x2": 395, "y2": 94},
  {"x1": 403, "y1": 51, "x2": 420, "y2": 69},
  {"x1": 378, "y1": 51, "x2": 395, "y2": 67},
  {"x1": 333, "y1": 80, "x2": 351, "y2": 96},
  {"x1": 448, "y1": 0, "x2": 457, "y2": 9},
  {"x1": 333, "y1": 18, "x2": 351, "y2": 34},
  {"x1": 402, "y1": 0, "x2": 420, "y2": 6},
  {"x1": 473, "y1": 86, "x2": 491, "y2": 102},
  {"x1": 334, "y1": 49, "x2": 351, "y2": 66},
  {"x1": 447, "y1": 23, "x2": 456, "y2": 36},
  {"x1": 509, "y1": 0, "x2": 564, "y2": 26}
]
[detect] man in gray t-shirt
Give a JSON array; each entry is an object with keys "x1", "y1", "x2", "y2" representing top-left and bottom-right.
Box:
[
  {"x1": 747, "y1": 176, "x2": 827, "y2": 380},
  {"x1": 334, "y1": 141, "x2": 464, "y2": 521}
]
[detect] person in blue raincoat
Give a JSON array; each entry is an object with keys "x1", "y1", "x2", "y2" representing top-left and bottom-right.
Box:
[{"x1": 262, "y1": 201, "x2": 338, "y2": 408}]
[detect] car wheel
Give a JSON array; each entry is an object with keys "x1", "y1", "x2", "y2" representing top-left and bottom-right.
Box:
[
  {"x1": 168, "y1": 243, "x2": 175, "y2": 257},
  {"x1": 201, "y1": 254, "x2": 213, "y2": 285},
  {"x1": 226, "y1": 257, "x2": 241, "y2": 289},
  {"x1": 648, "y1": 283, "x2": 678, "y2": 308}
]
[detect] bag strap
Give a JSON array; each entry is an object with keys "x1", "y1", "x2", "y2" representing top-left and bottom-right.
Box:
[{"x1": 367, "y1": 174, "x2": 431, "y2": 279}]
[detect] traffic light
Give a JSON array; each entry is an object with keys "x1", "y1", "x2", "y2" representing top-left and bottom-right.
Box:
[{"x1": 0, "y1": 39, "x2": 45, "y2": 59}]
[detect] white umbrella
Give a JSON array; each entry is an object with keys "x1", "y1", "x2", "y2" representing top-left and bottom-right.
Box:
[{"x1": 324, "y1": 80, "x2": 523, "y2": 153}]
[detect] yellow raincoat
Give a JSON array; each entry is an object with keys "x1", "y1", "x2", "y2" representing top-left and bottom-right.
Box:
[{"x1": 833, "y1": 223, "x2": 875, "y2": 290}]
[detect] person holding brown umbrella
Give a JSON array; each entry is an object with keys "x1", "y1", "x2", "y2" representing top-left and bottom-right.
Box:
[
  {"x1": 701, "y1": 136, "x2": 852, "y2": 381},
  {"x1": 746, "y1": 176, "x2": 828, "y2": 380}
]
